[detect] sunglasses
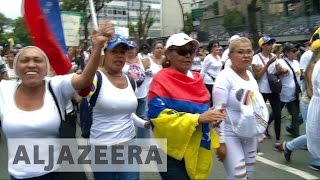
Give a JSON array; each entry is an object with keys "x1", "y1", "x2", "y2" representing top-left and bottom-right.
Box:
[
  {"x1": 291, "y1": 48, "x2": 298, "y2": 53},
  {"x1": 169, "y1": 47, "x2": 196, "y2": 56}
]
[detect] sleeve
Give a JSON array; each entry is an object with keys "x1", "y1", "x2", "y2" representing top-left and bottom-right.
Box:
[
  {"x1": 252, "y1": 54, "x2": 260, "y2": 65},
  {"x1": 312, "y1": 61, "x2": 320, "y2": 95},
  {"x1": 268, "y1": 61, "x2": 277, "y2": 74},
  {"x1": 277, "y1": 58, "x2": 288, "y2": 74},
  {"x1": 131, "y1": 113, "x2": 147, "y2": 128},
  {"x1": 200, "y1": 55, "x2": 211, "y2": 77},
  {"x1": 50, "y1": 74, "x2": 76, "y2": 112},
  {"x1": 299, "y1": 51, "x2": 311, "y2": 70},
  {"x1": 221, "y1": 49, "x2": 229, "y2": 62},
  {"x1": 212, "y1": 72, "x2": 230, "y2": 143}
]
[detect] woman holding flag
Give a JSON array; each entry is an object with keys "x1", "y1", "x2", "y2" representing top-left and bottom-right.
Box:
[
  {"x1": 148, "y1": 33, "x2": 226, "y2": 179},
  {"x1": 0, "y1": 21, "x2": 114, "y2": 180}
]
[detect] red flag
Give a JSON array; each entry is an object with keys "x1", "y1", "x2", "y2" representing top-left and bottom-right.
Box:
[{"x1": 23, "y1": 0, "x2": 72, "y2": 75}]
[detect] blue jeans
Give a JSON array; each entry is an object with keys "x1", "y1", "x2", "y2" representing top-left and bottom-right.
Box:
[
  {"x1": 136, "y1": 97, "x2": 149, "y2": 138},
  {"x1": 93, "y1": 172, "x2": 139, "y2": 180},
  {"x1": 281, "y1": 99, "x2": 300, "y2": 137},
  {"x1": 287, "y1": 101, "x2": 320, "y2": 166},
  {"x1": 160, "y1": 155, "x2": 190, "y2": 180}
]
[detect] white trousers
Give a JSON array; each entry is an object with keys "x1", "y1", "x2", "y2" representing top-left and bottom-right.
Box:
[{"x1": 223, "y1": 132, "x2": 258, "y2": 180}]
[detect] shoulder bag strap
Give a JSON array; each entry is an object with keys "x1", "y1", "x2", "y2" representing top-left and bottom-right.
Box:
[
  {"x1": 257, "y1": 54, "x2": 266, "y2": 66},
  {"x1": 257, "y1": 53, "x2": 271, "y2": 76},
  {"x1": 128, "y1": 76, "x2": 136, "y2": 91},
  {"x1": 283, "y1": 58, "x2": 300, "y2": 86},
  {"x1": 257, "y1": 53, "x2": 268, "y2": 71},
  {"x1": 89, "y1": 71, "x2": 102, "y2": 108},
  {"x1": 48, "y1": 81, "x2": 63, "y2": 121}
]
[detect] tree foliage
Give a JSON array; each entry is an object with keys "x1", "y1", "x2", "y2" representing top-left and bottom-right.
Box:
[
  {"x1": 0, "y1": 12, "x2": 14, "y2": 45},
  {"x1": 128, "y1": 1, "x2": 155, "y2": 46},
  {"x1": 247, "y1": 0, "x2": 259, "y2": 50},
  {"x1": 60, "y1": 0, "x2": 86, "y2": 12},
  {"x1": 0, "y1": 12, "x2": 13, "y2": 34},
  {"x1": 60, "y1": 0, "x2": 106, "y2": 12},
  {"x1": 183, "y1": 13, "x2": 193, "y2": 35},
  {"x1": 12, "y1": 17, "x2": 31, "y2": 45},
  {"x1": 223, "y1": 8, "x2": 246, "y2": 34}
]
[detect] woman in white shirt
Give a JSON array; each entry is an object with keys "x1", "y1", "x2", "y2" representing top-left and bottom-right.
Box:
[
  {"x1": 0, "y1": 21, "x2": 113, "y2": 180},
  {"x1": 200, "y1": 40, "x2": 222, "y2": 106},
  {"x1": 277, "y1": 42, "x2": 301, "y2": 138},
  {"x1": 251, "y1": 36, "x2": 283, "y2": 148},
  {"x1": 213, "y1": 37, "x2": 268, "y2": 179},
  {"x1": 306, "y1": 49, "x2": 320, "y2": 171},
  {"x1": 123, "y1": 40, "x2": 149, "y2": 139},
  {"x1": 84, "y1": 34, "x2": 149, "y2": 180}
]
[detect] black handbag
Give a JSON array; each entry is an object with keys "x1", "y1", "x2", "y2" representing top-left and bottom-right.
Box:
[{"x1": 267, "y1": 73, "x2": 282, "y2": 94}]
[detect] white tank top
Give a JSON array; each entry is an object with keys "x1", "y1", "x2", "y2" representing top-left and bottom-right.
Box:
[{"x1": 89, "y1": 72, "x2": 138, "y2": 145}]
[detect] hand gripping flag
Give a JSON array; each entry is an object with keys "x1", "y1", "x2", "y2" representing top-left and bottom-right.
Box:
[{"x1": 22, "y1": 0, "x2": 72, "y2": 75}]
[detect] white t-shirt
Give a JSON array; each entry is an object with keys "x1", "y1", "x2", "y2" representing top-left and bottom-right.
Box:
[
  {"x1": 0, "y1": 74, "x2": 75, "y2": 179},
  {"x1": 311, "y1": 60, "x2": 320, "y2": 98},
  {"x1": 213, "y1": 66, "x2": 261, "y2": 142},
  {"x1": 277, "y1": 58, "x2": 301, "y2": 102},
  {"x1": 299, "y1": 49, "x2": 313, "y2": 92},
  {"x1": 299, "y1": 50, "x2": 313, "y2": 71},
  {"x1": 89, "y1": 71, "x2": 138, "y2": 145},
  {"x1": 221, "y1": 48, "x2": 230, "y2": 63},
  {"x1": 252, "y1": 53, "x2": 277, "y2": 93},
  {"x1": 5, "y1": 64, "x2": 18, "y2": 80},
  {"x1": 137, "y1": 52, "x2": 149, "y2": 60},
  {"x1": 200, "y1": 54, "x2": 222, "y2": 84}
]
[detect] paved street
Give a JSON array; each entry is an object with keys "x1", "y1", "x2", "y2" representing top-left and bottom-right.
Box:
[{"x1": 1, "y1": 114, "x2": 319, "y2": 180}]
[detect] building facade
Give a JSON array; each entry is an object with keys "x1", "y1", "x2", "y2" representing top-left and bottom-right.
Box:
[
  {"x1": 89, "y1": 0, "x2": 161, "y2": 38},
  {"x1": 160, "y1": 0, "x2": 193, "y2": 37}
]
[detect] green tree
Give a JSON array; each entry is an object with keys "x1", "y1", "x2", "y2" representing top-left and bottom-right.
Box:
[
  {"x1": 13, "y1": 17, "x2": 31, "y2": 45},
  {"x1": 60, "y1": 0, "x2": 107, "y2": 47},
  {"x1": 183, "y1": 13, "x2": 193, "y2": 34},
  {"x1": 247, "y1": 0, "x2": 259, "y2": 50},
  {"x1": 0, "y1": 13, "x2": 13, "y2": 34},
  {"x1": 0, "y1": 12, "x2": 13, "y2": 45},
  {"x1": 128, "y1": 1, "x2": 155, "y2": 46},
  {"x1": 223, "y1": 8, "x2": 246, "y2": 34}
]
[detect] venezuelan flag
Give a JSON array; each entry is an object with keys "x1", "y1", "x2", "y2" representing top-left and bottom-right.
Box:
[
  {"x1": 22, "y1": 0, "x2": 72, "y2": 75},
  {"x1": 148, "y1": 68, "x2": 220, "y2": 179}
]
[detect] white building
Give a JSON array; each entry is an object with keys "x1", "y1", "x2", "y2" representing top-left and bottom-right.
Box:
[
  {"x1": 88, "y1": 0, "x2": 195, "y2": 38},
  {"x1": 88, "y1": 0, "x2": 161, "y2": 38},
  {"x1": 161, "y1": 0, "x2": 192, "y2": 37}
]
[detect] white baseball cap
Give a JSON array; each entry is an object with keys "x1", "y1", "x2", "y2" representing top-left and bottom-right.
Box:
[
  {"x1": 228, "y1": 35, "x2": 240, "y2": 43},
  {"x1": 165, "y1": 33, "x2": 200, "y2": 49}
]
